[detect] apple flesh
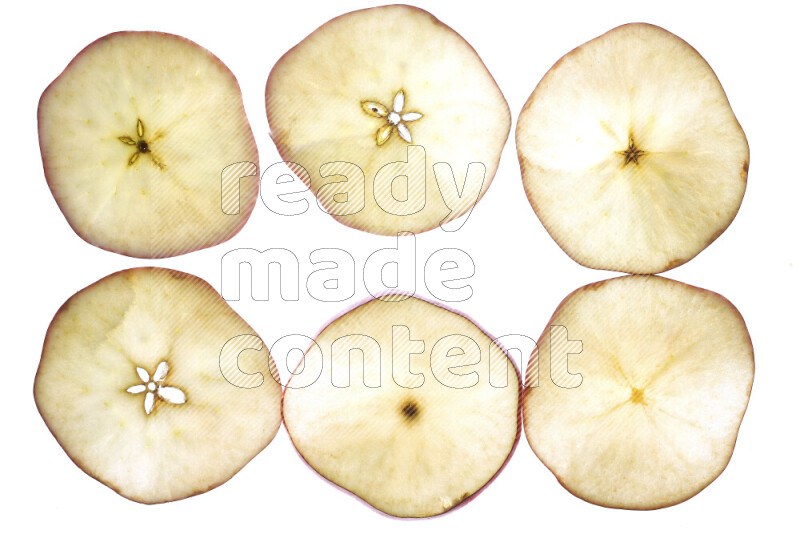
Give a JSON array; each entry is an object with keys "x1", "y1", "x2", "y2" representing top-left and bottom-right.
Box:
[
  {"x1": 266, "y1": 5, "x2": 511, "y2": 235},
  {"x1": 516, "y1": 23, "x2": 749, "y2": 273},
  {"x1": 34, "y1": 268, "x2": 282, "y2": 503},
  {"x1": 523, "y1": 275, "x2": 754, "y2": 509},
  {"x1": 282, "y1": 295, "x2": 521, "y2": 517},
  {"x1": 38, "y1": 31, "x2": 259, "y2": 258}
]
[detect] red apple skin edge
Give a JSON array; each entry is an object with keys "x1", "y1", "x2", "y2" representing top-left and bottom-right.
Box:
[
  {"x1": 278, "y1": 290, "x2": 523, "y2": 519},
  {"x1": 33, "y1": 267, "x2": 276, "y2": 504},
  {"x1": 264, "y1": 4, "x2": 511, "y2": 236},
  {"x1": 38, "y1": 31, "x2": 260, "y2": 259},
  {"x1": 522, "y1": 274, "x2": 755, "y2": 510},
  {"x1": 515, "y1": 22, "x2": 750, "y2": 275}
]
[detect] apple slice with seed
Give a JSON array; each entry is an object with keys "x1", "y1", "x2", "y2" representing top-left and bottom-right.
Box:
[
  {"x1": 266, "y1": 5, "x2": 510, "y2": 235},
  {"x1": 38, "y1": 31, "x2": 259, "y2": 258},
  {"x1": 516, "y1": 23, "x2": 749, "y2": 273},
  {"x1": 523, "y1": 275, "x2": 754, "y2": 509},
  {"x1": 282, "y1": 295, "x2": 521, "y2": 517},
  {"x1": 34, "y1": 268, "x2": 282, "y2": 503}
]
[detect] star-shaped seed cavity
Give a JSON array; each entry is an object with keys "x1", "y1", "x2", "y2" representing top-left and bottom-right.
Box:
[
  {"x1": 361, "y1": 90, "x2": 423, "y2": 146},
  {"x1": 617, "y1": 134, "x2": 647, "y2": 166},
  {"x1": 118, "y1": 118, "x2": 166, "y2": 169},
  {"x1": 126, "y1": 361, "x2": 186, "y2": 415}
]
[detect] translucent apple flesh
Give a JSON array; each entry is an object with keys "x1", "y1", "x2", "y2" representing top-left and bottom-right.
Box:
[
  {"x1": 516, "y1": 23, "x2": 749, "y2": 273},
  {"x1": 39, "y1": 32, "x2": 259, "y2": 258},
  {"x1": 34, "y1": 268, "x2": 282, "y2": 503},
  {"x1": 523, "y1": 275, "x2": 754, "y2": 509},
  {"x1": 282, "y1": 295, "x2": 521, "y2": 517},
  {"x1": 266, "y1": 5, "x2": 511, "y2": 235}
]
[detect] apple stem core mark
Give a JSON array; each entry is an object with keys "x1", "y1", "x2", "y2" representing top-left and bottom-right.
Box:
[
  {"x1": 400, "y1": 400, "x2": 420, "y2": 421},
  {"x1": 629, "y1": 387, "x2": 646, "y2": 405},
  {"x1": 617, "y1": 134, "x2": 647, "y2": 166}
]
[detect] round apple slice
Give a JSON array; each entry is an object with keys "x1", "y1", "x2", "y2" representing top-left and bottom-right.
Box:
[
  {"x1": 516, "y1": 23, "x2": 749, "y2": 273},
  {"x1": 282, "y1": 295, "x2": 521, "y2": 517},
  {"x1": 523, "y1": 275, "x2": 754, "y2": 509},
  {"x1": 39, "y1": 32, "x2": 259, "y2": 258},
  {"x1": 266, "y1": 5, "x2": 510, "y2": 235},
  {"x1": 34, "y1": 268, "x2": 282, "y2": 503}
]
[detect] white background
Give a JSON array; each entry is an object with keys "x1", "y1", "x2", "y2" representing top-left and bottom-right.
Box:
[{"x1": 2, "y1": 0, "x2": 798, "y2": 531}]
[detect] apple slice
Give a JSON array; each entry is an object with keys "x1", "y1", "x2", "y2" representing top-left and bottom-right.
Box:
[
  {"x1": 523, "y1": 275, "x2": 754, "y2": 509},
  {"x1": 34, "y1": 268, "x2": 282, "y2": 503},
  {"x1": 39, "y1": 32, "x2": 259, "y2": 258},
  {"x1": 282, "y1": 295, "x2": 521, "y2": 517},
  {"x1": 516, "y1": 23, "x2": 749, "y2": 273},
  {"x1": 266, "y1": 5, "x2": 510, "y2": 235}
]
